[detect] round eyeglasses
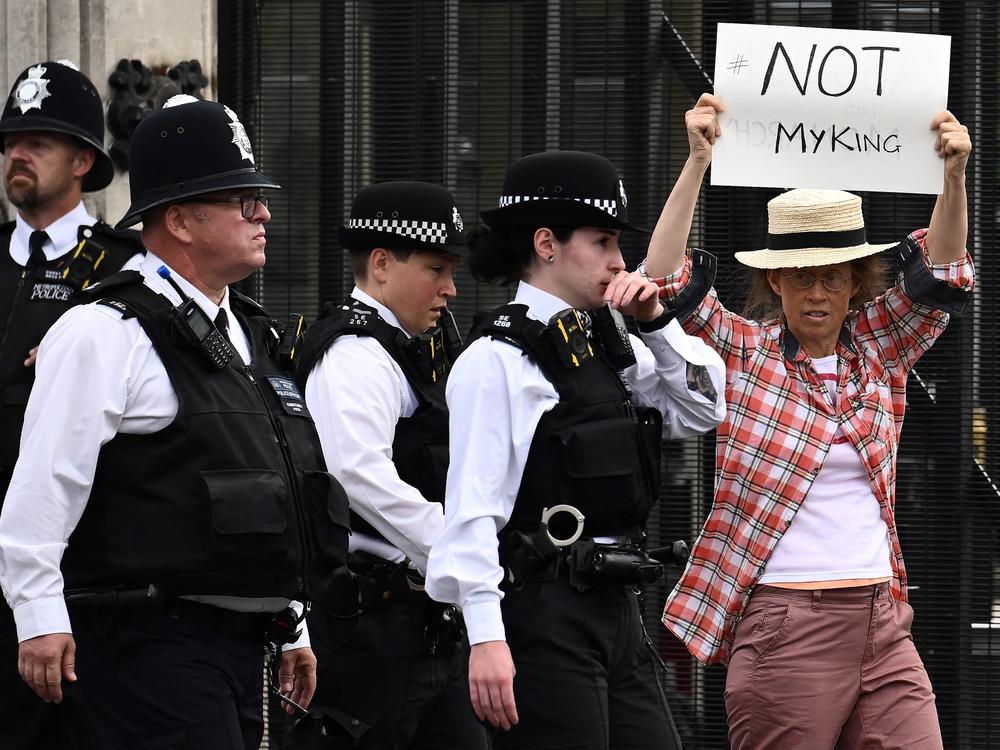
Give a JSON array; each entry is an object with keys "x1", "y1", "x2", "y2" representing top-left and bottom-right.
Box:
[
  {"x1": 179, "y1": 194, "x2": 269, "y2": 220},
  {"x1": 781, "y1": 270, "x2": 851, "y2": 292}
]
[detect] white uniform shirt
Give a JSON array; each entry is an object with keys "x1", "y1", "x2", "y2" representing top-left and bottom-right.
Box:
[
  {"x1": 10, "y1": 201, "x2": 142, "y2": 271},
  {"x1": 304, "y1": 287, "x2": 444, "y2": 572},
  {"x1": 0, "y1": 251, "x2": 307, "y2": 648},
  {"x1": 425, "y1": 281, "x2": 727, "y2": 645}
]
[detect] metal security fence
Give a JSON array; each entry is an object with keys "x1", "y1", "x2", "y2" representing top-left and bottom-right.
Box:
[{"x1": 218, "y1": 1, "x2": 999, "y2": 747}]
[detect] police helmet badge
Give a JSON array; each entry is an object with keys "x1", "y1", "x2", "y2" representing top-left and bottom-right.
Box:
[
  {"x1": 163, "y1": 94, "x2": 199, "y2": 108},
  {"x1": 452, "y1": 206, "x2": 464, "y2": 233},
  {"x1": 618, "y1": 179, "x2": 628, "y2": 208},
  {"x1": 223, "y1": 105, "x2": 255, "y2": 164},
  {"x1": 14, "y1": 65, "x2": 51, "y2": 114}
]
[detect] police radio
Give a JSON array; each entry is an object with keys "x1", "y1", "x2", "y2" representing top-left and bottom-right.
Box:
[
  {"x1": 544, "y1": 308, "x2": 592, "y2": 368},
  {"x1": 156, "y1": 266, "x2": 236, "y2": 371},
  {"x1": 590, "y1": 304, "x2": 637, "y2": 370}
]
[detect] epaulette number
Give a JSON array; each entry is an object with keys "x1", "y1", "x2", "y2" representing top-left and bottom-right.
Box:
[
  {"x1": 98, "y1": 298, "x2": 128, "y2": 313},
  {"x1": 348, "y1": 309, "x2": 373, "y2": 328}
]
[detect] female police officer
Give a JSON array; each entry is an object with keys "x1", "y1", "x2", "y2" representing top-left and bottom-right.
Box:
[{"x1": 425, "y1": 150, "x2": 726, "y2": 749}]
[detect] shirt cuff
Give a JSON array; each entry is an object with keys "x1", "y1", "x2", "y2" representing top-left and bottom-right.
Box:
[
  {"x1": 897, "y1": 233, "x2": 973, "y2": 315},
  {"x1": 462, "y1": 598, "x2": 507, "y2": 646},
  {"x1": 13, "y1": 597, "x2": 72, "y2": 642},
  {"x1": 637, "y1": 307, "x2": 675, "y2": 332},
  {"x1": 641, "y1": 317, "x2": 719, "y2": 370},
  {"x1": 282, "y1": 616, "x2": 311, "y2": 651},
  {"x1": 281, "y1": 602, "x2": 312, "y2": 651}
]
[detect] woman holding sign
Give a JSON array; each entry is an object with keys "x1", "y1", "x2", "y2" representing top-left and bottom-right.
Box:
[{"x1": 647, "y1": 93, "x2": 972, "y2": 749}]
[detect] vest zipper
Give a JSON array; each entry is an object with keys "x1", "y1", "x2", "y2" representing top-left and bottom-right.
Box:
[
  {"x1": 242, "y1": 364, "x2": 309, "y2": 595},
  {"x1": 0, "y1": 267, "x2": 34, "y2": 367}
]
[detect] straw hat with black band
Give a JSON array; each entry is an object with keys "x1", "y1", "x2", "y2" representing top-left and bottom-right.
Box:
[{"x1": 734, "y1": 189, "x2": 896, "y2": 269}]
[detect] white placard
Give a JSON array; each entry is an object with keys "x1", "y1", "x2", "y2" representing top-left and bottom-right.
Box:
[{"x1": 711, "y1": 23, "x2": 950, "y2": 194}]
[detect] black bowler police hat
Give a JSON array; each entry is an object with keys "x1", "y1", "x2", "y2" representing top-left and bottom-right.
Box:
[
  {"x1": 0, "y1": 61, "x2": 113, "y2": 192},
  {"x1": 480, "y1": 150, "x2": 645, "y2": 233},
  {"x1": 116, "y1": 96, "x2": 280, "y2": 228},
  {"x1": 339, "y1": 181, "x2": 468, "y2": 257}
]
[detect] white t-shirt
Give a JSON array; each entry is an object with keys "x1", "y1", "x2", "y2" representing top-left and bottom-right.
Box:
[{"x1": 759, "y1": 354, "x2": 893, "y2": 584}]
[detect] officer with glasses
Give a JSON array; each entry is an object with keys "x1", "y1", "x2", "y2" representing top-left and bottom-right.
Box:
[{"x1": 0, "y1": 95, "x2": 349, "y2": 750}]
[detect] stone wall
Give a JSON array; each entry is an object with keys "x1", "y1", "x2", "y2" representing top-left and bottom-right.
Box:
[{"x1": 0, "y1": 0, "x2": 216, "y2": 224}]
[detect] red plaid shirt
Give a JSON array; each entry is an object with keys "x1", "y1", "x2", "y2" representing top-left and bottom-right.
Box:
[{"x1": 653, "y1": 230, "x2": 975, "y2": 665}]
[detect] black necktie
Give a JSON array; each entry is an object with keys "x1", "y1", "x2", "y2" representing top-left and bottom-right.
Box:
[
  {"x1": 214, "y1": 308, "x2": 231, "y2": 340},
  {"x1": 27, "y1": 230, "x2": 48, "y2": 270}
]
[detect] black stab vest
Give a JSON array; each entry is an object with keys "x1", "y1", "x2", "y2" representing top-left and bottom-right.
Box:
[
  {"x1": 0, "y1": 221, "x2": 143, "y2": 497},
  {"x1": 296, "y1": 298, "x2": 450, "y2": 546},
  {"x1": 61, "y1": 273, "x2": 350, "y2": 600},
  {"x1": 472, "y1": 303, "x2": 662, "y2": 541}
]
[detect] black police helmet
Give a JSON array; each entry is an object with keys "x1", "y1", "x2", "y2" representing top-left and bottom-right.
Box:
[
  {"x1": 116, "y1": 96, "x2": 280, "y2": 229},
  {"x1": 480, "y1": 150, "x2": 646, "y2": 233},
  {"x1": 339, "y1": 181, "x2": 468, "y2": 257},
  {"x1": 0, "y1": 61, "x2": 113, "y2": 192}
]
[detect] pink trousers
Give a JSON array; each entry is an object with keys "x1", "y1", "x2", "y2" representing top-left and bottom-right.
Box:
[{"x1": 724, "y1": 583, "x2": 943, "y2": 749}]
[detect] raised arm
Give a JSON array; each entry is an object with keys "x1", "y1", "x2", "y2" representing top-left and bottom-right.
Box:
[
  {"x1": 926, "y1": 111, "x2": 972, "y2": 264},
  {"x1": 644, "y1": 93, "x2": 725, "y2": 278}
]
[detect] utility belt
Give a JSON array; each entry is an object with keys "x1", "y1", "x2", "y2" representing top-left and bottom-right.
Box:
[
  {"x1": 500, "y1": 504, "x2": 690, "y2": 593},
  {"x1": 64, "y1": 584, "x2": 303, "y2": 647},
  {"x1": 323, "y1": 551, "x2": 464, "y2": 640}
]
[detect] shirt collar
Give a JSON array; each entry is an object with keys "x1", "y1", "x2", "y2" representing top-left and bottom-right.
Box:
[
  {"x1": 10, "y1": 202, "x2": 97, "y2": 265},
  {"x1": 141, "y1": 251, "x2": 230, "y2": 322},
  {"x1": 780, "y1": 317, "x2": 858, "y2": 361},
  {"x1": 351, "y1": 286, "x2": 412, "y2": 337},
  {"x1": 513, "y1": 281, "x2": 575, "y2": 324}
]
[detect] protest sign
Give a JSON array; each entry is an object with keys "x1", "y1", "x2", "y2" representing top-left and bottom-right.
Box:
[{"x1": 711, "y1": 23, "x2": 950, "y2": 194}]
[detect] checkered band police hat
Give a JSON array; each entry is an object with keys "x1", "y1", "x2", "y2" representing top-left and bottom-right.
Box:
[
  {"x1": 116, "y1": 96, "x2": 280, "y2": 228},
  {"x1": 339, "y1": 181, "x2": 468, "y2": 257},
  {"x1": 0, "y1": 61, "x2": 113, "y2": 192},
  {"x1": 480, "y1": 150, "x2": 645, "y2": 233}
]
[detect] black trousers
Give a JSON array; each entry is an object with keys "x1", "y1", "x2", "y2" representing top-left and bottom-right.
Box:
[
  {"x1": 307, "y1": 592, "x2": 488, "y2": 749},
  {"x1": 69, "y1": 604, "x2": 266, "y2": 750},
  {"x1": 496, "y1": 575, "x2": 683, "y2": 750},
  {"x1": 0, "y1": 600, "x2": 98, "y2": 750}
]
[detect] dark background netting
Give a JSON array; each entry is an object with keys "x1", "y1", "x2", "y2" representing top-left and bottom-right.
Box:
[{"x1": 218, "y1": 2, "x2": 998, "y2": 747}]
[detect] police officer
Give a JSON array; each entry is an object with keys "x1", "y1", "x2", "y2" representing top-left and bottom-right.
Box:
[
  {"x1": 0, "y1": 59, "x2": 144, "y2": 750},
  {"x1": 295, "y1": 181, "x2": 488, "y2": 748},
  {"x1": 424, "y1": 151, "x2": 727, "y2": 749},
  {"x1": 0, "y1": 95, "x2": 349, "y2": 749}
]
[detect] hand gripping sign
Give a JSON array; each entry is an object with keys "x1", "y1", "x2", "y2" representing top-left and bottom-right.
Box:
[{"x1": 711, "y1": 23, "x2": 951, "y2": 194}]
